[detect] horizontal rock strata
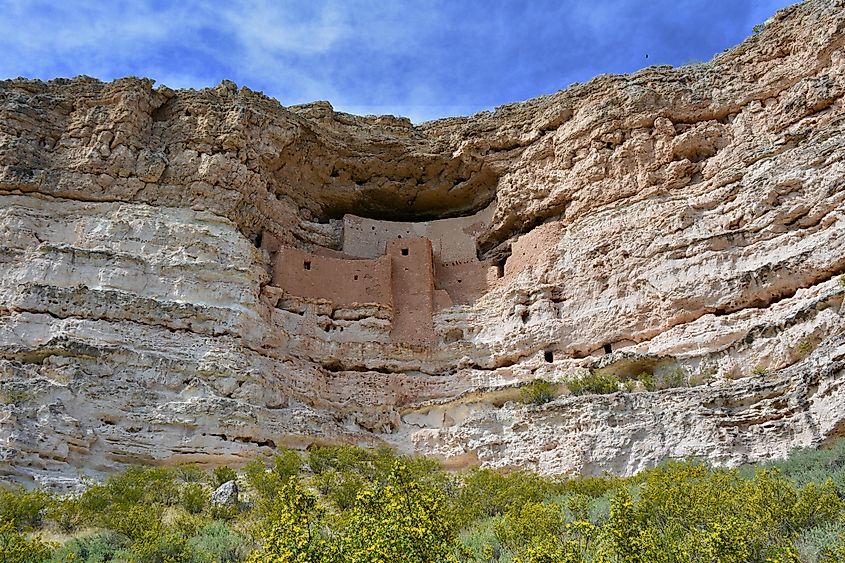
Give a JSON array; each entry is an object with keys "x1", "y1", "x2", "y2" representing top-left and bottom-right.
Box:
[{"x1": 1, "y1": 0, "x2": 844, "y2": 487}]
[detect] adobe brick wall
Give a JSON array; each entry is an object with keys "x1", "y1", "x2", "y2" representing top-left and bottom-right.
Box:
[
  {"x1": 387, "y1": 238, "x2": 435, "y2": 344},
  {"x1": 271, "y1": 246, "x2": 392, "y2": 308},
  {"x1": 434, "y1": 260, "x2": 491, "y2": 306}
]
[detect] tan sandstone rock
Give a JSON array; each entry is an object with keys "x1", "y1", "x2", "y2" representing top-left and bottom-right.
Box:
[{"x1": 0, "y1": 0, "x2": 844, "y2": 487}]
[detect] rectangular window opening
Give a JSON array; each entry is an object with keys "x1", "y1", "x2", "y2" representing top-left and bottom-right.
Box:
[
  {"x1": 303, "y1": 260, "x2": 311, "y2": 271},
  {"x1": 603, "y1": 343, "x2": 612, "y2": 354},
  {"x1": 401, "y1": 248, "x2": 409, "y2": 256}
]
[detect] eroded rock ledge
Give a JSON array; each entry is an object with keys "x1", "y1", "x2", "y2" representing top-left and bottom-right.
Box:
[{"x1": 1, "y1": 0, "x2": 844, "y2": 487}]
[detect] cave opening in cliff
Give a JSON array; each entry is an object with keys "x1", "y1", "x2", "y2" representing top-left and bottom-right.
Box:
[
  {"x1": 604, "y1": 343, "x2": 612, "y2": 354},
  {"x1": 496, "y1": 258, "x2": 506, "y2": 278},
  {"x1": 544, "y1": 351, "x2": 554, "y2": 363}
]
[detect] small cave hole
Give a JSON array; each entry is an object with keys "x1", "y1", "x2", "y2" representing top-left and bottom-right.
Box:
[
  {"x1": 457, "y1": 279, "x2": 462, "y2": 283},
  {"x1": 401, "y1": 248, "x2": 409, "y2": 256},
  {"x1": 304, "y1": 260, "x2": 311, "y2": 271},
  {"x1": 254, "y1": 232, "x2": 263, "y2": 248},
  {"x1": 520, "y1": 310, "x2": 529, "y2": 324},
  {"x1": 544, "y1": 350, "x2": 554, "y2": 363},
  {"x1": 371, "y1": 226, "x2": 376, "y2": 230},
  {"x1": 603, "y1": 343, "x2": 612, "y2": 354},
  {"x1": 353, "y1": 275, "x2": 359, "y2": 280},
  {"x1": 496, "y1": 258, "x2": 506, "y2": 278},
  {"x1": 397, "y1": 235, "x2": 402, "y2": 239},
  {"x1": 444, "y1": 328, "x2": 463, "y2": 344}
]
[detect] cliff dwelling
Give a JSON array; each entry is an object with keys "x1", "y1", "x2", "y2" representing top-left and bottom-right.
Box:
[{"x1": 261, "y1": 204, "x2": 501, "y2": 345}]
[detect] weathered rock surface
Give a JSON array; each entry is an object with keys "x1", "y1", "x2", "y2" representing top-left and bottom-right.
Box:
[
  {"x1": 1, "y1": 0, "x2": 844, "y2": 487},
  {"x1": 211, "y1": 480, "x2": 239, "y2": 507}
]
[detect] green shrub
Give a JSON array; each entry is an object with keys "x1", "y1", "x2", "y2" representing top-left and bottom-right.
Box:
[
  {"x1": 49, "y1": 531, "x2": 127, "y2": 563},
  {"x1": 567, "y1": 370, "x2": 619, "y2": 396},
  {"x1": 116, "y1": 527, "x2": 191, "y2": 563},
  {"x1": 455, "y1": 468, "x2": 551, "y2": 525},
  {"x1": 80, "y1": 466, "x2": 179, "y2": 511},
  {"x1": 331, "y1": 462, "x2": 458, "y2": 563},
  {"x1": 495, "y1": 501, "x2": 565, "y2": 552},
  {"x1": 662, "y1": 367, "x2": 687, "y2": 388},
  {"x1": 248, "y1": 477, "x2": 327, "y2": 562},
  {"x1": 758, "y1": 440, "x2": 845, "y2": 496},
  {"x1": 272, "y1": 449, "x2": 303, "y2": 482},
  {"x1": 0, "y1": 487, "x2": 52, "y2": 530},
  {"x1": 0, "y1": 520, "x2": 53, "y2": 563},
  {"x1": 187, "y1": 520, "x2": 251, "y2": 563},
  {"x1": 456, "y1": 517, "x2": 505, "y2": 563},
  {"x1": 212, "y1": 466, "x2": 238, "y2": 488},
  {"x1": 752, "y1": 365, "x2": 769, "y2": 376},
  {"x1": 181, "y1": 482, "x2": 207, "y2": 515},
  {"x1": 307, "y1": 444, "x2": 373, "y2": 476},
  {"x1": 175, "y1": 464, "x2": 207, "y2": 484},
  {"x1": 242, "y1": 458, "x2": 282, "y2": 505},
  {"x1": 314, "y1": 467, "x2": 367, "y2": 511},
  {"x1": 636, "y1": 371, "x2": 656, "y2": 391},
  {"x1": 99, "y1": 504, "x2": 162, "y2": 542},
  {"x1": 795, "y1": 521, "x2": 845, "y2": 563},
  {"x1": 519, "y1": 379, "x2": 557, "y2": 405},
  {"x1": 794, "y1": 339, "x2": 818, "y2": 360},
  {"x1": 556, "y1": 475, "x2": 625, "y2": 499},
  {"x1": 48, "y1": 494, "x2": 84, "y2": 533}
]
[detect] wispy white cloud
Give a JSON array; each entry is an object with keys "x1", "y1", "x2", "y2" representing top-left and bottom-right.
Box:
[{"x1": 0, "y1": 0, "x2": 798, "y2": 123}]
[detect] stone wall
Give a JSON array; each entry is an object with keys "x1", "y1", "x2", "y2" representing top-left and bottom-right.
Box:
[
  {"x1": 268, "y1": 232, "x2": 492, "y2": 341},
  {"x1": 434, "y1": 261, "x2": 494, "y2": 306},
  {"x1": 388, "y1": 238, "x2": 436, "y2": 344},
  {"x1": 271, "y1": 246, "x2": 392, "y2": 307},
  {"x1": 341, "y1": 203, "x2": 494, "y2": 262}
]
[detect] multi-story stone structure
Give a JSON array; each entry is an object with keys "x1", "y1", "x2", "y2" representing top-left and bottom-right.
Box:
[{"x1": 262, "y1": 205, "x2": 500, "y2": 344}]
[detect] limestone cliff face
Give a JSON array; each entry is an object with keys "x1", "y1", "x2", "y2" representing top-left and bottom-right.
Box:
[{"x1": 1, "y1": 0, "x2": 845, "y2": 487}]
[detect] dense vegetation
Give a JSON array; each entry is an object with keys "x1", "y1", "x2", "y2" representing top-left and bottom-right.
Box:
[{"x1": 4, "y1": 441, "x2": 845, "y2": 562}]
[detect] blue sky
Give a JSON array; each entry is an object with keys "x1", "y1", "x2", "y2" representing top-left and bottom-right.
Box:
[{"x1": 0, "y1": 0, "x2": 796, "y2": 123}]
